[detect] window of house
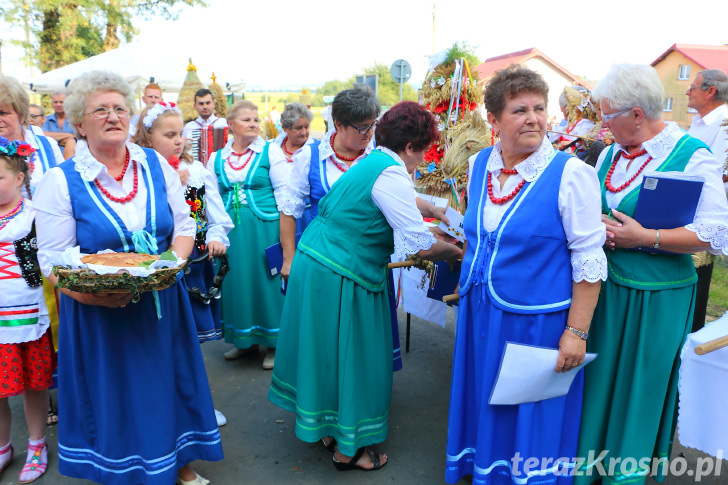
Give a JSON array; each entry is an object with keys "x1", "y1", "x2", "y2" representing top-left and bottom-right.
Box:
[
  {"x1": 678, "y1": 65, "x2": 691, "y2": 80},
  {"x1": 664, "y1": 97, "x2": 673, "y2": 112}
]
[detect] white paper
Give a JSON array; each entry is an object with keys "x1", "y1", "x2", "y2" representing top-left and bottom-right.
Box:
[
  {"x1": 416, "y1": 193, "x2": 450, "y2": 209},
  {"x1": 489, "y1": 342, "x2": 597, "y2": 405},
  {"x1": 438, "y1": 207, "x2": 465, "y2": 242}
]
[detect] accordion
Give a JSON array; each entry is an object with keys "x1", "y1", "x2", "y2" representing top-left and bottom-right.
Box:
[{"x1": 190, "y1": 126, "x2": 229, "y2": 165}]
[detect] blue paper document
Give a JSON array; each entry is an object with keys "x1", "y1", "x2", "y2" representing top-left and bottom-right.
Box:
[{"x1": 633, "y1": 171, "x2": 704, "y2": 229}]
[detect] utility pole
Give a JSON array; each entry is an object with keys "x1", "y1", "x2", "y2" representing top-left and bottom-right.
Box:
[{"x1": 432, "y1": 3, "x2": 436, "y2": 54}]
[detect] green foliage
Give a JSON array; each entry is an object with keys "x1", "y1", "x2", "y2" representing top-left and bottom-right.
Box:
[
  {"x1": 444, "y1": 42, "x2": 481, "y2": 73},
  {"x1": 311, "y1": 62, "x2": 418, "y2": 108},
  {"x1": 3, "y1": 0, "x2": 204, "y2": 72},
  {"x1": 708, "y1": 256, "x2": 728, "y2": 318}
]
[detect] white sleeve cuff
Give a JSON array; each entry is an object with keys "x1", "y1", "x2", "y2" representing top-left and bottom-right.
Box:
[
  {"x1": 571, "y1": 248, "x2": 608, "y2": 283},
  {"x1": 277, "y1": 189, "x2": 306, "y2": 219},
  {"x1": 686, "y1": 222, "x2": 728, "y2": 256},
  {"x1": 393, "y1": 227, "x2": 436, "y2": 259}
]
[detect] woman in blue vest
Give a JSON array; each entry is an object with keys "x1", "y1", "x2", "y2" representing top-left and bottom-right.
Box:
[
  {"x1": 575, "y1": 64, "x2": 728, "y2": 485},
  {"x1": 446, "y1": 65, "x2": 607, "y2": 485},
  {"x1": 33, "y1": 70, "x2": 223, "y2": 485},
  {"x1": 269, "y1": 101, "x2": 463, "y2": 471},
  {"x1": 0, "y1": 75, "x2": 65, "y2": 193},
  {"x1": 210, "y1": 100, "x2": 283, "y2": 370}
]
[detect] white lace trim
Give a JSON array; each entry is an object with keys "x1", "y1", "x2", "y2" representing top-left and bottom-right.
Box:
[
  {"x1": 74, "y1": 142, "x2": 148, "y2": 181},
  {"x1": 486, "y1": 137, "x2": 557, "y2": 182},
  {"x1": 641, "y1": 122, "x2": 684, "y2": 159},
  {"x1": 685, "y1": 222, "x2": 728, "y2": 255},
  {"x1": 185, "y1": 161, "x2": 206, "y2": 188},
  {"x1": 278, "y1": 189, "x2": 305, "y2": 218},
  {"x1": 393, "y1": 227, "x2": 436, "y2": 259},
  {"x1": 571, "y1": 250, "x2": 608, "y2": 283},
  {"x1": 217, "y1": 136, "x2": 266, "y2": 159}
]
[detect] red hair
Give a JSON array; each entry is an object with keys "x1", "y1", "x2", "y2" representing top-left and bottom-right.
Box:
[{"x1": 375, "y1": 101, "x2": 439, "y2": 153}]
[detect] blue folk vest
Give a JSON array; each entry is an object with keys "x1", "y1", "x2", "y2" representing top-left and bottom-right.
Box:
[
  {"x1": 459, "y1": 148, "x2": 573, "y2": 314},
  {"x1": 60, "y1": 148, "x2": 173, "y2": 254},
  {"x1": 32, "y1": 133, "x2": 57, "y2": 172}
]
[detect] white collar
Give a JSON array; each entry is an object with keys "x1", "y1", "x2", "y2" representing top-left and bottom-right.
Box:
[
  {"x1": 73, "y1": 141, "x2": 148, "y2": 182},
  {"x1": 486, "y1": 137, "x2": 556, "y2": 182},
  {"x1": 695, "y1": 104, "x2": 728, "y2": 126},
  {"x1": 220, "y1": 136, "x2": 266, "y2": 158},
  {"x1": 614, "y1": 122, "x2": 685, "y2": 160},
  {"x1": 196, "y1": 115, "x2": 219, "y2": 126},
  {"x1": 376, "y1": 146, "x2": 407, "y2": 170}
]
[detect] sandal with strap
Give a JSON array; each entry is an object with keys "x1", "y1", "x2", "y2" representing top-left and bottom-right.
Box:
[
  {"x1": 320, "y1": 437, "x2": 337, "y2": 452},
  {"x1": 18, "y1": 442, "x2": 47, "y2": 484},
  {"x1": 333, "y1": 446, "x2": 387, "y2": 471},
  {"x1": 0, "y1": 444, "x2": 13, "y2": 479}
]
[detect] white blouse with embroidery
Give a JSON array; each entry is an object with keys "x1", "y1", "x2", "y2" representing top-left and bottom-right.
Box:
[
  {"x1": 206, "y1": 136, "x2": 267, "y2": 207},
  {"x1": 371, "y1": 147, "x2": 436, "y2": 257},
  {"x1": 468, "y1": 137, "x2": 608, "y2": 283},
  {"x1": 278, "y1": 130, "x2": 375, "y2": 218},
  {"x1": 34, "y1": 142, "x2": 196, "y2": 276},
  {"x1": 595, "y1": 122, "x2": 728, "y2": 255},
  {"x1": 182, "y1": 160, "x2": 233, "y2": 247},
  {"x1": 268, "y1": 135, "x2": 317, "y2": 211}
]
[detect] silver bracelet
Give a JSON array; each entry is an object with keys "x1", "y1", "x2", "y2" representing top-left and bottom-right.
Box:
[{"x1": 565, "y1": 325, "x2": 589, "y2": 341}]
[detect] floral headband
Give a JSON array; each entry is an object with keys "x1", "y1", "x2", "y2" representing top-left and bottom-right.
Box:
[
  {"x1": 142, "y1": 101, "x2": 181, "y2": 129},
  {"x1": 0, "y1": 137, "x2": 35, "y2": 159}
]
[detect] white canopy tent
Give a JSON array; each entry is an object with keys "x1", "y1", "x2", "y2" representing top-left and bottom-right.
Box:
[{"x1": 24, "y1": 41, "x2": 246, "y2": 97}]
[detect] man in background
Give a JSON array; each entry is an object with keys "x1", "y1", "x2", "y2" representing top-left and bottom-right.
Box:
[
  {"x1": 129, "y1": 82, "x2": 164, "y2": 136},
  {"x1": 183, "y1": 88, "x2": 228, "y2": 164}
]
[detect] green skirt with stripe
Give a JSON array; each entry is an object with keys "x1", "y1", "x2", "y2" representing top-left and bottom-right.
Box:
[
  {"x1": 268, "y1": 251, "x2": 393, "y2": 456},
  {"x1": 575, "y1": 278, "x2": 696, "y2": 485},
  {"x1": 221, "y1": 204, "x2": 283, "y2": 349}
]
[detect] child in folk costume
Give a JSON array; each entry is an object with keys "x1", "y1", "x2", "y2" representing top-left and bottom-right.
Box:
[
  {"x1": 132, "y1": 103, "x2": 233, "y2": 426},
  {"x1": 0, "y1": 138, "x2": 54, "y2": 483}
]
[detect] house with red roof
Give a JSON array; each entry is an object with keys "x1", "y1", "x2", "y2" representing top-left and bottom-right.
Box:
[
  {"x1": 651, "y1": 44, "x2": 728, "y2": 129},
  {"x1": 473, "y1": 47, "x2": 589, "y2": 119}
]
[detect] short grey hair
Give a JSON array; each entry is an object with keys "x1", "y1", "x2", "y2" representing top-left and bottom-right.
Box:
[
  {"x1": 280, "y1": 103, "x2": 313, "y2": 129},
  {"x1": 592, "y1": 64, "x2": 664, "y2": 120},
  {"x1": 332, "y1": 84, "x2": 380, "y2": 126},
  {"x1": 699, "y1": 69, "x2": 728, "y2": 104},
  {"x1": 227, "y1": 100, "x2": 258, "y2": 124},
  {"x1": 64, "y1": 71, "x2": 135, "y2": 138}
]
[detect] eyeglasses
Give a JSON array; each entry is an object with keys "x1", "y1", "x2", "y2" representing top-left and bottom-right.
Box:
[
  {"x1": 29, "y1": 114, "x2": 46, "y2": 119},
  {"x1": 601, "y1": 107, "x2": 633, "y2": 122},
  {"x1": 349, "y1": 121, "x2": 376, "y2": 135},
  {"x1": 85, "y1": 106, "x2": 131, "y2": 119}
]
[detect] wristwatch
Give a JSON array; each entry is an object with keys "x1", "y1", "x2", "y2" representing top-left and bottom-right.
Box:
[
  {"x1": 653, "y1": 229, "x2": 660, "y2": 249},
  {"x1": 565, "y1": 325, "x2": 588, "y2": 341}
]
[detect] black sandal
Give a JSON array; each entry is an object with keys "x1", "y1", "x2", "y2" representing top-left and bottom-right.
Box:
[
  {"x1": 47, "y1": 394, "x2": 58, "y2": 426},
  {"x1": 320, "y1": 437, "x2": 337, "y2": 453},
  {"x1": 332, "y1": 447, "x2": 387, "y2": 471}
]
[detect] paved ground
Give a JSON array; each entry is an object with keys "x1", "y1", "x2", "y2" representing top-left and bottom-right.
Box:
[{"x1": 5, "y1": 309, "x2": 726, "y2": 484}]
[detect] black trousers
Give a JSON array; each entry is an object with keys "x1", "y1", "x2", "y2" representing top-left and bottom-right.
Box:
[{"x1": 691, "y1": 262, "x2": 714, "y2": 333}]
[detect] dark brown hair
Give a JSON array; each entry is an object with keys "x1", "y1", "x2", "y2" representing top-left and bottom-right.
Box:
[{"x1": 484, "y1": 65, "x2": 549, "y2": 118}]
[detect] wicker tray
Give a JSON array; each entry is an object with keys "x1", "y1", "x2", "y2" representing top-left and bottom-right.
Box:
[{"x1": 53, "y1": 265, "x2": 183, "y2": 295}]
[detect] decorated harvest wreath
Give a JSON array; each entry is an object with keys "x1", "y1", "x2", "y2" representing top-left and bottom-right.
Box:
[{"x1": 53, "y1": 250, "x2": 183, "y2": 299}]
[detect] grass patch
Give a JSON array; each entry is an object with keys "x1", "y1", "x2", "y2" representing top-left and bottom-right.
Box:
[
  {"x1": 707, "y1": 255, "x2": 728, "y2": 318},
  {"x1": 242, "y1": 92, "x2": 327, "y2": 133}
]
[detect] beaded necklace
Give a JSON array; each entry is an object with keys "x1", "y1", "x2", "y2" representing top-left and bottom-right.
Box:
[
  {"x1": 113, "y1": 150, "x2": 131, "y2": 181},
  {"x1": 0, "y1": 199, "x2": 24, "y2": 231},
  {"x1": 227, "y1": 148, "x2": 254, "y2": 171},
  {"x1": 605, "y1": 148, "x2": 652, "y2": 193},
  {"x1": 281, "y1": 136, "x2": 295, "y2": 162},
  {"x1": 94, "y1": 160, "x2": 139, "y2": 204},
  {"x1": 487, "y1": 171, "x2": 526, "y2": 205},
  {"x1": 330, "y1": 132, "x2": 364, "y2": 162}
]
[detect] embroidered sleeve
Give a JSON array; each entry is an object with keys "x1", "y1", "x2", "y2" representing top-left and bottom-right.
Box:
[
  {"x1": 393, "y1": 227, "x2": 436, "y2": 259},
  {"x1": 277, "y1": 188, "x2": 306, "y2": 219},
  {"x1": 685, "y1": 222, "x2": 728, "y2": 255},
  {"x1": 571, "y1": 248, "x2": 608, "y2": 283}
]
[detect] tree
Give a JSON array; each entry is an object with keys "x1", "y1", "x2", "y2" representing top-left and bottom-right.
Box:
[
  {"x1": 311, "y1": 63, "x2": 418, "y2": 108},
  {"x1": 3, "y1": 0, "x2": 204, "y2": 73}
]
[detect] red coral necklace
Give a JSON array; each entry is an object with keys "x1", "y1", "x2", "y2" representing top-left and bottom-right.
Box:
[
  {"x1": 95, "y1": 160, "x2": 138, "y2": 204},
  {"x1": 281, "y1": 136, "x2": 295, "y2": 162},
  {"x1": 112, "y1": 150, "x2": 130, "y2": 181},
  {"x1": 227, "y1": 149, "x2": 254, "y2": 171},
  {"x1": 487, "y1": 171, "x2": 526, "y2": 205},
  {"x1": 605, "y1": 148, "x2": 652, "y2": 193},
  {"x1": 330, "y1": 132, "x2": 364, "y2": 162}
]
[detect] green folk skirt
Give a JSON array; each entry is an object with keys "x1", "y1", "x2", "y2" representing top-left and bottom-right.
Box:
[
  {"x1": 268, "y1": 251, "x2": 393, "y2": 456},
  {"x1": 576, "y1": 278, "x2": 696, "y2": 485},
  {"x1": 221, "y1": 205, "x2": 283, "y2": 349}
]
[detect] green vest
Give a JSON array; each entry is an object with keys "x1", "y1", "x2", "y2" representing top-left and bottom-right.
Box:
[
  {"x1": 597, "y1": 134, "x2": 707, "y2": 290},
  {"x1": 298, "y1": 150, "x2": 397, "y2": 292},
  {"x1": 214, "y1": 142, "x2": 279, "y2": 222}
]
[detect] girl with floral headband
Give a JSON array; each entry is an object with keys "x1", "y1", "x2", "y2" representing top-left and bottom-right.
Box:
[
  {"x1": 0, "y1": 138, "x2": 54, "y2": 483},
  {"x1": 132, "y1": 102, "x2": 233, "y2": 427}
]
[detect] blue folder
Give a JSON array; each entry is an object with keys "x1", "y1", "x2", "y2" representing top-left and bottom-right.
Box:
[
  {"x1": 630, "y1": 173, "x2": 704, "y2": 253},
  {"x1": 426, "y1": 261, "x2": 461, "y2": 305},
  {"x1": 265, "y1": 233, "x2": 301, "y2": 278}
]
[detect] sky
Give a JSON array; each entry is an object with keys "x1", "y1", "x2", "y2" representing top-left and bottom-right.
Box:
[{"x1": 2, "y1": 0, "x2": 728, "y2": 91}]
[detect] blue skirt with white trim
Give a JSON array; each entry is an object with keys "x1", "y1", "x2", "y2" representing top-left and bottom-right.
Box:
[{"x1": 446, "y1": 282, "x2": 582, "y2": 485}]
